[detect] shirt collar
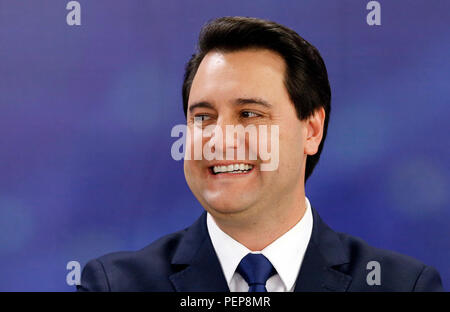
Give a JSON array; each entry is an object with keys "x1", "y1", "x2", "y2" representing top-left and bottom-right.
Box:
[
  {"x1": 207, "y1": 213, "x2": 251, "y2": 286},
  {"x1": 206, "y1": 197, "x2": 313, "y2": 290}
]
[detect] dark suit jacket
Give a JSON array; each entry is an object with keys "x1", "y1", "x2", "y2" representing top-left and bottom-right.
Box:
[{"x1": 77, "y1": 207, "x2": 444, "y2": 291}]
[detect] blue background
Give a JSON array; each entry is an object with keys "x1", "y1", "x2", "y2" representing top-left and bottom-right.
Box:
[{"x1": 0, "y1": 0, "x2": 448, "y2": 291}]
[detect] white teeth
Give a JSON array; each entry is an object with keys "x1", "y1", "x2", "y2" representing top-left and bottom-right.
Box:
[{"x1": 212, "y1": 164, "x2": 254, "y2": 174}]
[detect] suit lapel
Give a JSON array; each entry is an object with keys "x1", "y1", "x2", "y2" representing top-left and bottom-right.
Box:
[
  {"x1": 169, "y1": 208, "x2": 352, "y2": 292},
  {"x1": 169, "y1": 212, "x2": 229, "y2": 292},
  {"x1": 294, "y1": 207, "x2": 352, "y2": 292},
  {"x1": 294, "y1": 240, "x2": 352, "y2": 291}
]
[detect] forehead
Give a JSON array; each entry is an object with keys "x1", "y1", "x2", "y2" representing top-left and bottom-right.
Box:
[{"x1": 188, "y1": 49, "x2": 289, "y2": 107}]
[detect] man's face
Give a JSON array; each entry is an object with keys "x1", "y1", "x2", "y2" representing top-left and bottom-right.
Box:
[{"x1": 184, "y1": 49, "x2": 313, "y2": 222}]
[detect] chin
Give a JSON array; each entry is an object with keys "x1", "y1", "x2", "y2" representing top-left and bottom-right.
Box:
[{"x1": 202, "y1": 194, "x2": 253, "y2": 217}]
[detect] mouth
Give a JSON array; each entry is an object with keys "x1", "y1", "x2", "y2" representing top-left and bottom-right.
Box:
[{"x1": 208, "y1": 163, "x2": 255, "y2": 175}]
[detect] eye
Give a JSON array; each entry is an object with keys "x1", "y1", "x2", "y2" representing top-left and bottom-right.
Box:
[
  {"x1": 194, "y1": 115, "x2": 211, "y2": 123},
  {"x1": 241, "y1": 111, "x2": 259, "y2": 118}
]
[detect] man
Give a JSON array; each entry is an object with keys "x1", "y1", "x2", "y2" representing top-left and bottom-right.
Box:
[{"x1": 78, "y1": 17, "x2": 443, "y2": 292}]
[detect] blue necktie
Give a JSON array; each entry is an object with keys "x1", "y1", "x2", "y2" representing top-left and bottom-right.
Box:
[{"x1": 236, "y1": 253, "x2": 276, "y2": 292}]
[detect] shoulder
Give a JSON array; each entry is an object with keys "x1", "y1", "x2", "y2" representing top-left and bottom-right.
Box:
[
  {"x1": 334, "y1": 231, "x2": 443, "y2": 291},
  {"x1": 77, "y1": 228, "x2": 188, "y2": 292}
]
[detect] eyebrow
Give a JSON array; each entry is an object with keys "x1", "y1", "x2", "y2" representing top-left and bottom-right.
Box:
[
  {"x1": 188, "y1": 101, "x2": 215, "y2": 114},
  {"x1": 235, "y1": 97, "x2": 272, "y2": 108},
  {"x1": 188, "y1": 97, "x2": 272, "y2": 114}
]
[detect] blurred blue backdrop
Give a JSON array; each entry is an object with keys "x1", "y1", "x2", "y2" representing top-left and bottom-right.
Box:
[{"x1": 0, "y1": 0, "x2": 448, "y2": 291}]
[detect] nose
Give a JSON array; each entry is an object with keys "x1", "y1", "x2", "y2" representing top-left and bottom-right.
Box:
[{"x1": 208, "y1": 115, "x2": 245, "y2": 159}]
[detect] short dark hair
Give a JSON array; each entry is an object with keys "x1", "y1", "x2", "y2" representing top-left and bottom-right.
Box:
[{"x1": 182, "y1": 16, "x2": 331, "y2": 182}]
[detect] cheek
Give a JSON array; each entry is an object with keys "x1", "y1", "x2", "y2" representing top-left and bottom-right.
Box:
[
  {"x1": 183, "y1": 160, "x2": 192, "y2": 181},
  {"x1": 184, "y1": 160, "x2": 204, "y2": 195},
  {"x1": 184, "y1": 160, "x2": 201, "y2": 177},
  {"x1": 185, "y1": 125, "x2": 211, "y2": 161},
  {"x1": 279, "y1": 127, "x2": 305, "y2": 168}
]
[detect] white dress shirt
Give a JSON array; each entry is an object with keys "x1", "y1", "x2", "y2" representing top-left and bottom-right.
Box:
[{"x1": 206, "y1": 197, "x2": 313, "y2": 292}]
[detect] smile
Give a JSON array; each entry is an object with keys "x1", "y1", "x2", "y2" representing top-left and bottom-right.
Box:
[{"x1": 210, "y1": 163, "x2": 254, "y2": 175}]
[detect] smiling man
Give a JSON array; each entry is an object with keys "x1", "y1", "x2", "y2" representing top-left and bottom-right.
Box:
[
  {"x1": 78, "y1": 17, "x2": 443, "y2": 292},
  {"x1": 184, "y1": 47, "x2": 317, "y2": 254}
]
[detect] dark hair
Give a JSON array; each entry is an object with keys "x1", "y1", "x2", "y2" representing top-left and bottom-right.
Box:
[{"x1": 182, "y1": 16, "x2": 331, "y2": 182}]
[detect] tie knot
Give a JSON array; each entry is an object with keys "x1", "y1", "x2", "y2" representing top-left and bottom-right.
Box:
[{"x1": 236, "y1": 253, "x2": 276, "y2": 292}]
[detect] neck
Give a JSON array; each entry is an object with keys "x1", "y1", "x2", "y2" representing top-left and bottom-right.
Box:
[{"x1": 210, "y1": 190, "x2": 307, "y2": 251}]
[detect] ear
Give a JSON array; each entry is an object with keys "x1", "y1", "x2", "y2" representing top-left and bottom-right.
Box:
[{"x1": 304, "y1": 107, "x2": 325, "y2": 156}]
